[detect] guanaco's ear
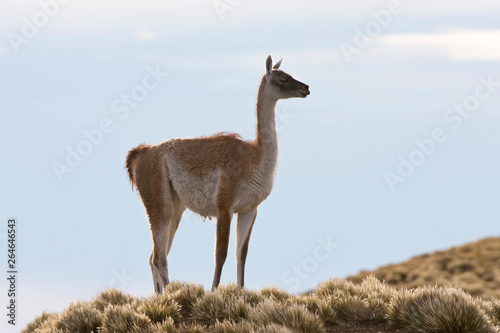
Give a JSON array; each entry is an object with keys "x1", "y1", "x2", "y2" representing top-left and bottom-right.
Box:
[
  {"x1": 266, "y1": 55, "x2": 273, "y2": 76},
  {"x1": 273, "y1": 57, "x2": 283, "y2": 70}
]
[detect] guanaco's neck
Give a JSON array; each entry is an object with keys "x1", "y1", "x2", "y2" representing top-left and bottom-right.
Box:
[{"x1": 255, "y1": 76, "x2": 278, "y2": 168}]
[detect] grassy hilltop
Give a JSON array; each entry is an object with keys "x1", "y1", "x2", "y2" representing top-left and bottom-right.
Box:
[
  {"x1": 348, "y1": 236, "x2": 500, "y2": 299},
  {"x1": 24, "y1": 237, "x2": 500, "y2": 333}
]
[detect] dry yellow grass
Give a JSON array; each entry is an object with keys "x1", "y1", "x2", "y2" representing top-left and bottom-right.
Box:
[
  {"x1": 348, "y1": 236, "x2": 500, "y2": 299},
  {"x1": 22, "y1": 279, "x2": 500, "y2": 333},
  {"x1": 388, "y1": 286, "x2": 496, "y2": 333},
  {"x1": 22, "y1": 237, "x2": 500, "y2": 333}
]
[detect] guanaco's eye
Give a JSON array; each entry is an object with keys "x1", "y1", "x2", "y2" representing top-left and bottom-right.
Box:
[{"x1": 279, "y1": 78, "x2": 289, "y2": 85}]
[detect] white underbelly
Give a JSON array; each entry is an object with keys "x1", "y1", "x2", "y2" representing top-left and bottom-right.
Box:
[{"x1": 166, "y1": 157, "x2": 220, "y2": 217}]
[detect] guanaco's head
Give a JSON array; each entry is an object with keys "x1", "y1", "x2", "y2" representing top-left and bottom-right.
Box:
[{"x1": 264, "y1": 55, "x2": 310, "y2": 100}]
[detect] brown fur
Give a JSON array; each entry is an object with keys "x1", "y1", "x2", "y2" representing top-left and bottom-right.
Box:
[
  {"x1": 166, "y1": 134, "x2": 252, "y2": 180},
  {"x1": 125, "y1": 143, "x2": 152, "y2": 186}
]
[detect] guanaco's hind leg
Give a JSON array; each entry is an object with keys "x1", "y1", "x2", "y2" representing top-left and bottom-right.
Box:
[
  {"x1": 135, "y1": 152, "x2": 181, "y2": 294},
  {"x1": 166, "y1": 205, "x2": 185, "y2": 256},
  {"x1": 149, "y1": 201, "x2": 184, "y2": 294},
  {"x1": 236, "y1": 207, "x2": 257, "y2": 287},
  {"x1": 149, "y1": 221, "x2": 169, "y2": 293}
]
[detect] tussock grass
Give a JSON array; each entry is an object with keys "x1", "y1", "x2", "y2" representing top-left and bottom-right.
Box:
[
  {"x1": 249, "y1": 298, "x2": 325, "y2": 333},
  {"x1": 486, "y1": 298, "x2": 500, "y2": 324},
  {"x1": 314, "y1": 276, "x2": 390, "y2": 322},
  {"x1": 23, "y1": 276, "x2": 500, "y2": 333},
  {"x1": 388, "y1": 286, "x2": 496, "y2": 333},
  {"x1": 216, "y1": 283, "x2": 263, "y2": 306},
  {"x1": 102, "y1": 304, "x2": 150, "y2": 333},
  {"x1": 93, "y1": 288, "x2": 137, "y2": 311},
  {"x1": 349, "y1": 236, "x2": 500, "y2": 299},
  {"x1": 315, "y1": 298, "x2": 339, "y2": 326},
  {"x1": 255, "y1": 323, "x2": 295, "y2": 333},
  {"x1": 164, "y1": 281, "x2": 205, "y2": 318},
  {"x1": 296, "y1": 294, "x2": 338, "y2": 326},
  {"x1": 150, "y1": 317, "x2": 177, "y2": 332},
  {"x1": 213, "y1": 320, "x2": 254, "y2": 333},
  {"x1": 191, "y1": 291, "x2": 250, "y2": 325},
  {"x1": 26, "y1": 326, "x2": 63, "y2": 333},
  {"x1": 214, "y1": 320, "x2": 295, "y2": 333},
  {"x1": 181, "y1": 323, "x2": 207, "y2": 333},
  {"x1": 54, "y1": 301, "x2": 102, "y2": 333},
  {"x1": 138, "y1": 294, "x2": 181, "y2": 324},
  {"x1": 21, "y1": 311, "x2": 56, "y2": 333},
  {"x1": 259, "y1": 286, "x2": 290, "y2": 303}
]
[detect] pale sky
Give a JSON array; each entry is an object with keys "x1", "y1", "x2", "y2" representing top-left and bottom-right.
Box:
[{"x1": 1, "y1": 0, "x2": 499, "y2": 330}]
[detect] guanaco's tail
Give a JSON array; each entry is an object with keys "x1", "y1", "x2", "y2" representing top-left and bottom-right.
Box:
[{"x1": 125, "y1": 144, "x2": 151, "y2": 189}]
